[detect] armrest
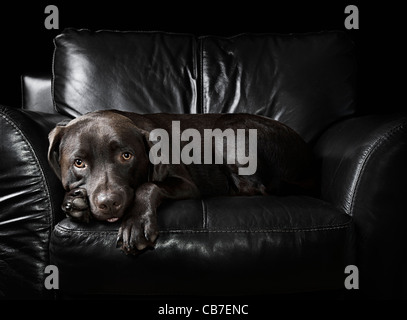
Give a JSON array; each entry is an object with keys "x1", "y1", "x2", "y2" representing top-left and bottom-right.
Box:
[
  {"x1": 314, "y1": 112, "x2": 407, "y2": 297},
  {"x1": 0, "y1": 105, "x2": 71, "y2": 298}
]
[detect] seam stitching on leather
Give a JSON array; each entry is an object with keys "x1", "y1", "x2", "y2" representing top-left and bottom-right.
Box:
[
  {"x1": 201, "y1": 199, "x2": 208, "y2": 230},
  {"x1": 200, "y1": 38, "x2": 205, "y2": 114},
  {"x1": 349, "y1": 122, "x2": 406, "y2": 214},
  {"x1": 51, "y1": 36, "x2": 58, "y2": 113},
  {"x1": 53, "y1": 221, "x2": 351, "y2": 235}
]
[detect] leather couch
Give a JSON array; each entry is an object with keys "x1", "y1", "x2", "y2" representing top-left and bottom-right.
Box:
[{"x1": 1, "y1": 29, "x2": 406, "y2": 299}]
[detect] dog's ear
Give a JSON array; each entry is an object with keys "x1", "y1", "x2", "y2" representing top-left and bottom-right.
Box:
[
  {"x1": 123, "y1": 116, "x2": 156, "y2": 150},
  {"x1": 48, "y1": 120, "x2": 69, "y2": 180},
  {"x1": 109, "y1": 110, "x2": 156, "y2": 148}
]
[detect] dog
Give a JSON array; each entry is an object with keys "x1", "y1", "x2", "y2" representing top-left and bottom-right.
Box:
[{"x1": 48, "y1": 110, "x2": 313, "y2": 254}]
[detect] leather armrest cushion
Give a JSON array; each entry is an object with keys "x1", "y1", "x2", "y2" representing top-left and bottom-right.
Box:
[
  {"x1": 314, "y1": 113, "x2": 407, "y2": 217},
  {"x1": 0, "y1": 105, "x2": 70, "y2": 297},
  {"x1": 314, "y1": 112, "x2": 407, "y2": 295}
]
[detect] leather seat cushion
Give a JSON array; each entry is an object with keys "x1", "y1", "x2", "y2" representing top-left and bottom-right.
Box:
[{"x1": 50, "y1": 195, "x2": 353, "y2": 296}]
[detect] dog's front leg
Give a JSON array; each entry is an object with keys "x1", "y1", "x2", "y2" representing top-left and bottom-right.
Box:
[
  {"x1": 116, "y1": 183, "x2": 160, "y2": 255},
  {"x1": 116, "y1": 178, "x2": 199, "y2": 255}
]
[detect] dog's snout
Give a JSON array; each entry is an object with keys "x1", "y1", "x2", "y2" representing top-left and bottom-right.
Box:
[{"x1": 95, "y1": 192, "x2": 122, "y2": 214}]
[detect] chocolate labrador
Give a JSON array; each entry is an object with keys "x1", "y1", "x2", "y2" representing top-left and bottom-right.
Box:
[{"x1": 48, "y1": 110, "x2": 313, "y2": 254}]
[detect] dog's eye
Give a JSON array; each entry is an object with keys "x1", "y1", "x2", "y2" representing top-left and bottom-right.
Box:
[
  {"x1": 74, "y1": 159, "x2": 86, "y2": 168},
  {"x1": 122, "y1": 152, "x2": 133, "y2": 161}
]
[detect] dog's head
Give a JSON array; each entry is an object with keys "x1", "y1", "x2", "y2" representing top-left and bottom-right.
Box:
[{"x1": 48, "y1": 110, "x2": 150, "y2": 222}]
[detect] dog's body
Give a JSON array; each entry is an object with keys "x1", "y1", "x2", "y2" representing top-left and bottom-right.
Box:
[{"x1": 48, "y1": 110, "x2": 313, "y2": 254}]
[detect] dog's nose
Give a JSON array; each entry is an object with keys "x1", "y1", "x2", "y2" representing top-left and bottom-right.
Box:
[{"x1": 95, "y1": 192, "x2": 122, "y2": 214}]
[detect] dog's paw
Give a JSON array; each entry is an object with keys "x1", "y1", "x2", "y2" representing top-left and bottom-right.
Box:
[
  {"x1": 62, "y1": 188, "x2": 91, "y2": 223},
  {"x1": 116, "y1": 211, "x2": 159, "y2": 255}
]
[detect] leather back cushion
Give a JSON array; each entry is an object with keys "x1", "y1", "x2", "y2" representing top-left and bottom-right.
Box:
[
  {"x1": 202, "y1": 32, "x2": 357, "y2": 142},
  {"x1": 53, "y1": 30, "x2": 356, "y2": 142},
  {"x1": 21, "y1": 74, "x2": 55, "y2": 114},
  {"x1": 53, "y1": 29, "x2": 197, "y2": 117}
]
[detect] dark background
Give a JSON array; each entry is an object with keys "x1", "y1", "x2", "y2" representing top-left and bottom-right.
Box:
[{"x1": 0, "y1": 1, "x2": 404, "y2": 115}]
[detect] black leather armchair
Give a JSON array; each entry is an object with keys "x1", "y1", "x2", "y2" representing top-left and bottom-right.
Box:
[{"x1": 1, "y1": 29, "x2": 405, "y2": 299}]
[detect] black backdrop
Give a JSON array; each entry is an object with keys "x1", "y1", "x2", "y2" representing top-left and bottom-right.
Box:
[{"x1": 0, "y1": 1, "x2": 404, "y2": 115}]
